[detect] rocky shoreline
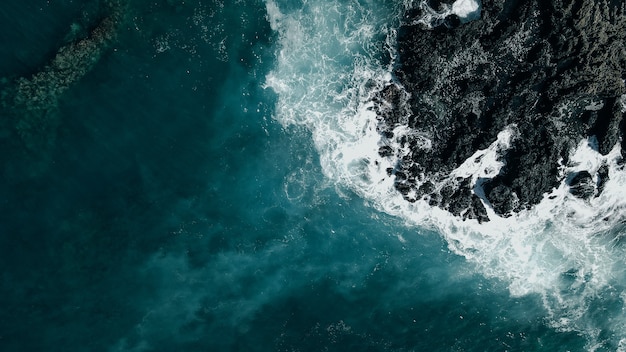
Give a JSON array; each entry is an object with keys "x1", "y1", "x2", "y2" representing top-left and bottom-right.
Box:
[{"x1": 377, "y1": 0, "x2": 626, "y2": 221}]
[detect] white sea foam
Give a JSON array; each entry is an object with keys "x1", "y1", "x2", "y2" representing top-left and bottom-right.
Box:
[
  {"x1": 452, "y1": 0, "x2": 481, "y2": 20},
  {"x1": 264, "y1": 0, "x2": 626, "y2": 349},
  {"x1": 406, "y1": 0, "x2": 481, "y2": 28}
]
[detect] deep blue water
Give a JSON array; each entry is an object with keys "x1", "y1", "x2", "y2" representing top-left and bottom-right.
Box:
[{"x1": 0, "y1": 1, "x2": 620, "y2": 351}]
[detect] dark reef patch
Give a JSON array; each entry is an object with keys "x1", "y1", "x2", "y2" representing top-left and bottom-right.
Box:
[
  {"x1": 377, "y1": 0, "x2": 626, "y2": 220},
  {"x1": 1, "y1": 0, "x2": 126, "y2": 155}
]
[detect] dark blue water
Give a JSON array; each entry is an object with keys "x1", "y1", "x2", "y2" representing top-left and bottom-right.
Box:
[{"x1": 0, "y1": 1, "x2": 618, "y2": 351}]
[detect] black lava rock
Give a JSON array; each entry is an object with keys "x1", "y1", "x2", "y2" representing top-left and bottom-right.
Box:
[
  {"x1": 444, "y1": 14, "x2": 461, "y2": 29},
  {"x1": 377, "y1": 0, "x2": 626, "y2": 220},
  {"x1": 567, "y1": 171, "x2": 595, "y2": 199}
]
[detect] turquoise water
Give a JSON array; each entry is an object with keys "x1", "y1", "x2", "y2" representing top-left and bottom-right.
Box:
[{"x1": 0, "y1": 1, "x2": 622, "y2": 351}]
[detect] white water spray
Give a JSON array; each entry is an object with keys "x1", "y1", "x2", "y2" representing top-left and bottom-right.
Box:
[{"x1": 264, "y1": 0, "x2": 626, "y2": 349}]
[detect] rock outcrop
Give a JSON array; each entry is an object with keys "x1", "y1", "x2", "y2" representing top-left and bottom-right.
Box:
[{"x1": 377, "y1": 0, "x2": 626, "y2": 220}]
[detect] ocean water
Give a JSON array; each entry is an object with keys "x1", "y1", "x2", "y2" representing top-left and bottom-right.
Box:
[{"x1": 0, "y1": 1, "x2": 625, "y2": 351}]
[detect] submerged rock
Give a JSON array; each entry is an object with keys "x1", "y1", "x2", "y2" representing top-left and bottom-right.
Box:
[
  {"x1": 2, "y1": 0, "x2": 126, "y2": 152},
  {"x1": 378, "y1": 0, "x2": 626, "y2": 219}
]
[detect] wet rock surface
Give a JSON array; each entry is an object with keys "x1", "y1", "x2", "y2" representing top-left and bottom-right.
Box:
[{"x1": 378, "y1": 0, "x2": 626, "y2": 220}]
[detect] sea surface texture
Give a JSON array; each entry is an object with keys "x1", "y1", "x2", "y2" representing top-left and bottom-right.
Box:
[{"x1": 1, "y1": 0, "x2": 626, "y2": 351}]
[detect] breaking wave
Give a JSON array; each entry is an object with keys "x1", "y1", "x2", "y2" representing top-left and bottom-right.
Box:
[{"x1": 264, "y1": 0, "x2": 626, "y2": 349}]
